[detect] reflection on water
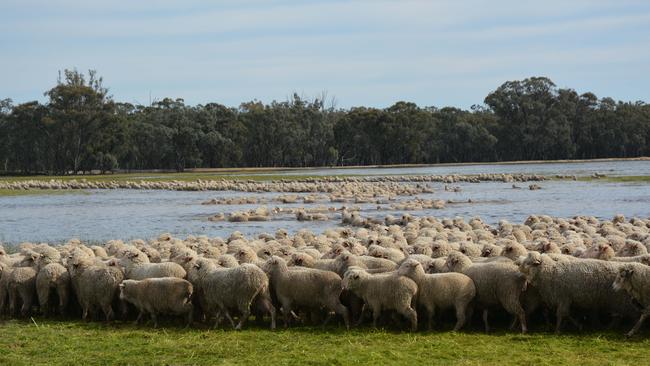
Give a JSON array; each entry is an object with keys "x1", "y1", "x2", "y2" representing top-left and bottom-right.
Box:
[{"x1": 0, "y1": 161, "x2": 648, "y2": 244}]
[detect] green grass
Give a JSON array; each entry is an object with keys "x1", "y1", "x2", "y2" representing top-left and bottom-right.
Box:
[
  {"x1": 0, "y1": 188, "x2": 89, "y2": 197},
  {"x1": 576, "y1": 175, "x2": 650, "y2": 183},
  {"x1": 1, "y1": 320, "x2": 649, "y2": 365}
]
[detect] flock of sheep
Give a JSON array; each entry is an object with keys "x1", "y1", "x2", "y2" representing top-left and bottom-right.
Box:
[
  {"x1": 2, "y1": 213, "x2": 650, "y2": 337},
  {"x1": 0, "y1": 173, "x2": 549, "y2": 193}
]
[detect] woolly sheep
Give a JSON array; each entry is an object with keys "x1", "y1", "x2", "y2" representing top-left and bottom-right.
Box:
[
  {"x1": 613, "y1": 263, "x2": 650, "y2": 337},
  {"x1": 188, "y1": 261, "x2": 274, "y2": 329},
  {"x1": 520, "y1": 252, "x2": 637, "y2": 333},
  {"x1": 68, "y1": 255, "x2": 124, "y2": 321},
  {"x1": 342, "y1": 267, "x2": 418, "y2": 331},
  {"x1": 119, "y1": 278, "x2": 193, "y2": 328},
  {"x1": 265, "y1": 256, "x2": 349, "y2": 329},
  {"x1": 446, "y1": 252, "x2": 528, "y2": 333},
  {"x1": 398, "y1": 259, "x2": 475, "y2": 330}
]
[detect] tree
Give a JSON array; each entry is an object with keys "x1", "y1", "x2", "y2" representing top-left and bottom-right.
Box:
[{"x1": 44, "y1": 69, "x2": 120, "y2": 174}]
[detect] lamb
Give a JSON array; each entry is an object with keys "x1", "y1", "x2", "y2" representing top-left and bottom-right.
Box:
[
  {"x1": 265, "y1": 256, "x2": 349, "y2": 329},
  {"x1": 342, "y1": 267, "x2": 418, "y2": 331},
  {"x1": 68, "y1": 255, "x2": 124, "y2": 321},
  {"x1": 119, "y1": 278, "x2": 193, "y2": 328},
  {"x1": 520, "y1": 252, "x2": 637, "y2": 333},
  {"x1": 188, "y1": 260, "x2": 274, "y2": 329},
  {"x1": 119, "y1": 251, "x2": 186, "y2": 280},
  {"x1": 612, "y1": 263, "x2": 650, "y2": 337},
  {"x1": 446, "y1": 251, "x2": 528, "y2": 333},
  {"x1": 398, "y1": 259, "x2": 475, "y2": 330}
]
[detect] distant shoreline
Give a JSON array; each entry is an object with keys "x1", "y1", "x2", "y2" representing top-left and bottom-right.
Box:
[{"x1": 170, "y1": 156, "x2": 650, "y2": 174}]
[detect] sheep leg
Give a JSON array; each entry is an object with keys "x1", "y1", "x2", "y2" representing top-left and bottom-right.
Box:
[
  {"x1": 37, "y1": 287, "x2": 50, "y2": 316},
  {"x1": 57, "y1": 284, "x2": 69, "y2": 316},
  {"x1": 82, "y1": 305, "x2": 90, "y2": 322},
  {"x1": 402, "y1": 306, "x2": 418, "y2": 332},
  {"x1": 223, "y1": 310, "x2": 236, "y2": 329},
  {"x1": 102, "y1": 304, "x2": 114, "y2": 323},
  {"x1": 19, "y1": 288, "x2": 34, "y2": 317},
  {"x1": 482, "y1": 309, "x2": 490, "y2": 333},
  {"x1": 626, "y1": 311, "x2": 650, "y2": 338},
  {"x1": 280, "y1": 300, "x2": 294, "y2": 328},
  {"x1": 135, "y1": 310, "x2": 144, "y2": 325},
  {"x1": 151, "y1": 312, "x2": 159, "y2": 328},
  {"x1": 371, "y1": 307, "x2": 381, "y2": 329},
  {"x1": 555, "y1": 303, "x2": 571, "y2": 334},
  {"x1": 213, "y1": 310, "x2": 223, "y2": 329},
  {"x1": 427, "y1": 306, "x2": 435, "y2": 331},
  {"x1": 328, "y1": 301, "x2": 350, "y2": 330},
  {"x1": 8, "y1": 286, "x2": 17, "y2": 317},
  {"x1": 355, "y1": 304, "x2": 367, "y2": 327},
  {"x1": 453, "y1": 305, "x2": 467, "y2": 332},
  {"x1": 235, "y1": 308, "x2": 250, "y2": 330},
  {"x1": 567, "y1": 315, "x2": 583, "y2": 331},
  {"x1": 184, "y1": 305, "x2": 193, "y2": 328},
  {"x1": 269, "y1": 303, "x2": 277, "y2": 330}
]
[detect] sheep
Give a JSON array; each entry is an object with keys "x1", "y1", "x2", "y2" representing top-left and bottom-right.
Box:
[
  {"x1": 501, "y1": 241, "x2": 529, "y2": 261},
  {"x1": 68, "y1": 255, "x2": 124, "y2": 322},
  {"x1": 520, "y1": 252, "x2": 638, "y2": 333},
  {"x1": 342, "y1": 267, "x2": 418, "y2": 331},
  {"x1": 264, "y1": 256, "x2": 349, "y2": 329},
  {"x1": 5, "y1": 251, "x2": 40, "y2": 316},
  {"x1": 613, "y1": 263, "x2": 650, "y2": 337},
  {"x1": 398, "y1": 259, "x2": 475, "y2": 330},
  {"x1": 119, "y1": 278, "x2": 193, "y2": 328},
  {"x1": 36, "y1": 262, "x2": 70, "y2": 316},
  {"x1": 617, "y1": 240, "x2": 648, "y2": 258},
  {"x1": 446, "y1": 252, "x2": 528, "y2": 333},
  {"x1": 481, "y1": 243, "x2": 503, "y2": 258},
  {"x1": 119, "y1": 251, "x2": 186, "y2": 280},
  {"x1": 188, "y1": 260, "x2": 274, "y2": 329},
  {"x1": 287, "y1": 252, "x2": 336, "y2": 272},
  {"x1": 367, "y1": 244, "x2": 405, "y2": 263}
]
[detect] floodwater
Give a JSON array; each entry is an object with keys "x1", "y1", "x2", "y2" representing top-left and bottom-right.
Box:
[{"x1": 0, "y1": 160, "x2": 648, "y2": 245}]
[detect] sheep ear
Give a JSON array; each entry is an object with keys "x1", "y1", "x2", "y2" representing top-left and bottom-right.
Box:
[
  {"x1": 532, "y1": 258, "x2": 542, "y2": 265},
  {"x1": 119, "y1": 283, "x2": 125, "y2": 289}
]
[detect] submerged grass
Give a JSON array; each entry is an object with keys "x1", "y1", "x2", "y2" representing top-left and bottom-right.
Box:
[
  {"x1": 577, "y1": 175, "x2": 650, "y2": 183},
  {"x1": 0, "y1": 320, "x2": 649, "y2": 365}
]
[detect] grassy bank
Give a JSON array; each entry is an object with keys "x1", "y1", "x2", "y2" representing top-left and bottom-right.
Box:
[
  {"x1": 0, "y1": 320, "x2": 649, "y2": 365},
  {"x1": 0, "y1": 189, "x2": 85, "y2": 197}
]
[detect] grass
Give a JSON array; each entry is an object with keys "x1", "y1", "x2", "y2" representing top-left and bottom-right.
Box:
[
  {"x1": 1, "y1": 320, "x2": 649, "y2": 365},
  {"x1": 0, "y1": 188, "x2": 87, "y2": 197},
  {"x1": 576, "y1": 175, "x2": 650, "y2": 183}
]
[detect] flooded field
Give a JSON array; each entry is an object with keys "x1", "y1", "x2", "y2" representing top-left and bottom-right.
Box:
[{"x1": 0, "y1": 160, "x2": 648, "y2": 245}]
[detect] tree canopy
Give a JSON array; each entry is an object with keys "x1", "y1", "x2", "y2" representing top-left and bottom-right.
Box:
[{"x1": 0, "y1": 70, "x2": 648, "y2": 174}]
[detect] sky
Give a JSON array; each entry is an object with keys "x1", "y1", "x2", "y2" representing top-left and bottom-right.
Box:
[{"x1": 1, "y1": 0, "x2": 649, "y2": 109}]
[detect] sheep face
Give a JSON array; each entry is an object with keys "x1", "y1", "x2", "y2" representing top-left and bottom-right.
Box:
[
  {"x1": 612, "y1": 266, "x2": 634, "y2": 292},
  {"x1": 341, "y1": 270, "x2": 364, "y2": 291}
]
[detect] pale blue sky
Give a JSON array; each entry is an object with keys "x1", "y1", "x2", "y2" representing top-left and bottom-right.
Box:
[{"x1": 1, "y1": 0, "x2": 649, "y2": 108}]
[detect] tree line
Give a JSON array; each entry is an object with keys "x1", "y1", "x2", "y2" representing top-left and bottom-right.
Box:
[{"x1": 0, "y1": 70, "x2": 648, "y2": 174}]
